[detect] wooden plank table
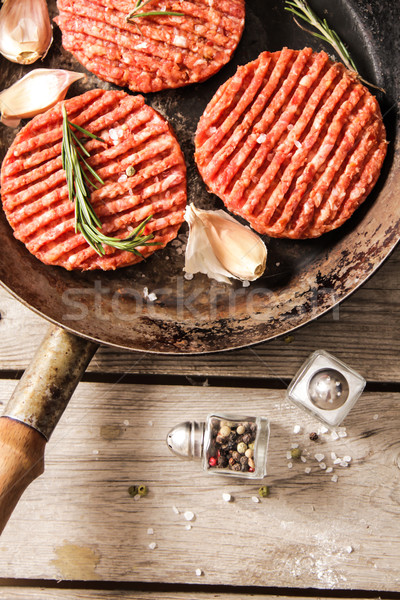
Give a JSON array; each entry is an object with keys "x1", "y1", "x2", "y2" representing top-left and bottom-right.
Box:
[{"x1": 0, "y1": 243, "x2": 399, "y2": 599}]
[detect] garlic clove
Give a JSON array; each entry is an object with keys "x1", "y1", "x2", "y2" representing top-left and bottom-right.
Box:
[
  {"x1": 0, "y1": 69, "x2": 85, "y2": 127},
  {"x1": 184, "y1": 204, "x2": 267, "y2": 284},
  {"x1": 0, "y1": 0, "x2": 53, "y2": 65}
]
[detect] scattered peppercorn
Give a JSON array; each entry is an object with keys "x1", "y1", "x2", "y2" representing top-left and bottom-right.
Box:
[
  {"x1": 309, "y1": 432, "x2": 319, "y2": 441},
  {"x1": 128, "y1": 485, "x2": 138, "y2": 497},
  {"x1": 290, "y1": 448, "x2": 302, "y2": 459},
  {"x1": 126, "y1": 165, "x2": 136, "y2": 177},
  {"x1": 258, "y1": 486, "x2": 269, "y2": 498},
  {"x1": 138, "y1": 485, "x2": 148, "y2": 496}
]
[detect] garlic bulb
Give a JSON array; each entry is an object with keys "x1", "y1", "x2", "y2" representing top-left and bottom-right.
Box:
[
  {"x1": 184, "y1": 204, "x2": 267, "y2": 284},
  {"x1": 0, "y1": 69, "x2": 85, "y2": 127},
  {"x1": 0, "y1": 0, "x2": 53, "y2": 65}
]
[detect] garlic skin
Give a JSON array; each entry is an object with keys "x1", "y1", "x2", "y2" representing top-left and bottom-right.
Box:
[
  {"x1": 184, "y1": 204, "x2": 267, "y2": 284},
  {"x1": 0, "y1": 0, "x2": 53, "y2": 65},
  {"x1": 0, "y1": 69, "x2": 85, "y2": 127}
]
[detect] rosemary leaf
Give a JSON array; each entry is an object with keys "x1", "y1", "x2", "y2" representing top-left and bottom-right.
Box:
[
  {"x1": 61, "y1": 104, "x2": 159, "y2": 256},
  {"x1": 284, "y1": 0, "x2": 385, "y2": 93},
  {"x1": 126, "y1": 0, "x2": 183, "y2": 21},
  {"x1": 128, "y1": 10, "x2": 184, "y2": 19}
]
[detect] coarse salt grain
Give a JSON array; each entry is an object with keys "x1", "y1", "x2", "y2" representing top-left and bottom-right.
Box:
[
  {"x1": 148, "y1": 542, "x2": 157, "y2": 550},
  {"x1": 173, "y1": 35, "x2": 188, "y2": 47},
  {"x1": 242, "y1": 280, "x2": 250, "y2": 287},
  {"x1": 319, "y1": 426, "x2": 329, "y2": 434},
  {"x1": 343, "y1": 455, "x2": 352, "y2": 463},
  {"x1": 288, "y1": 462, "x2": 293, "y2": 469},
  {"x1": 319, "y1": 462, "x2": 326, "y2": 470},
  {"x1": 293, "y1": 425, "x2": 301, "y2": 434},
  {"x1": 331, "y1": 474, "x2": 338, "y2": 483},
  {"x1": 147, "y1": 292, "x2": 157, "y2": 302},
  {"x1": 326, "y1": 467, "x2": 333, "y2": 473},
  {"x1": 340, "y1": 461, "x2": 349, "y2": 467},
  {"x1": 256, "y1": 133, "x2": 267, "y2": 144},
  {"x1": 251, "y1": 496, "x2": 260, "y2": 503},
  {"x1": 286, "y1": 451, "x2": 292, "y2": 460},
  {"x1": 184, "y1": 511, "x2": 195, "y2": 521},
  {"x1": 331, "y1": 431, "x2": 340, "y2": 440},
  {"x1": 195, "y1": 568, "x2": 203, "y2": 577},
  {"x1": 304, "y1": 467, "x2": 311, "y2": 474},
  {"x1": 172, "y1": 506, "x2": 180, "y2": 514},
  {"x1": 294, "y1": 140, "x2": 302, "y2": 149},
  {"x1": 291, "y1": 443, "x2": 299, "y2": 449},
  {"x1": 315, "y1": 453, "x2": 325, "y2": 462},
  {"x1": 92, "y1": 450, "x2": 99, "y2": 455},
  {"x1": 109, "y1": 128, "x2": 118, "y2": 140},
  {"x1": 300, "y1": 456, "x2": 307, "y2": 463},
  {"x1": 334, "y1": 458, "x2": 342, "y2": 465},
  {"x1": 331, "y1": 451, "x2": 337, "y2": 460},
  {"x1": 222, "y1": 493, "x2": 232, "y2": 502},
  {"x1": 346, "y1": 545, "x2": 353, "y2": 553},
  {"x1": 123, "y1": 420, "x2": 129, "y2": 426},
  {"x1": 185, "y1": 524, "x2": 192, "y2": 530},
  {"x1": 373, "y1": 414, "x2": 379, "y2": 420},
  {"x1": 338, "y1": 429, "x2": 347, "y2": 438},
  {"x1": 184, "y1": 272, "x2": 194, "y2": 280},
  {"x1": 147, "y1": 528, "x2": 154, "y2": 535}
]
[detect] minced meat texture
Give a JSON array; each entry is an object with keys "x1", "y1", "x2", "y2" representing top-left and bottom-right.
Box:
[
  {"x1": 1, "y1": 89, "x2": 187, "y2": 271},
  {"x1": 55, "y1": 0, "x2": 245, "y2": 93},
  {"x1": 195, "y1": 48, "x2": 387, "y2": 239}
]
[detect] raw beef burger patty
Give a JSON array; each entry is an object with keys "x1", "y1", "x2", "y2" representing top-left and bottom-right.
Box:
[
  {"x1": 1, "y1": 89, "x2": 187, "y2": 270},
  {"x1": 55, "y1": 0, "x2": 245, "y2": 93},
  {"x1": 195, "y1": 48, "x2": 387, "y2": 239}
]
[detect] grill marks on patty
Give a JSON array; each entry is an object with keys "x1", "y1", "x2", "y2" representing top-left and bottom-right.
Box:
[
  {"x1": 1, "y1": 89, "x2": 187, "y2": 270},
  {"x1": 195, "y1": 48, "x2": 387, "y2": 239},
  {"x1": 55, "y1": 0, "x2": 245, "y2": 93}
]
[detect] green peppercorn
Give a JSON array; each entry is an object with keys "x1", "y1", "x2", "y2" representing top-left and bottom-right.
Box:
[
  {"x1": 128, "y1": 485, "x2": 138, "y2": 497},
  {"x1": 258, "y1": 486, "x2": 269, "y2": 498},
  {"x1": 290, "y1": 447, "x2": 302, "y2": 459},
  {"x1": 126, "y1": 165, "x2": 136, "y2": 177},
  {"x1": 138, "y1": 484, "x2": 148, "y2": 496},
  {"x1": 237, "y1": 441, "x2": 247, "y2": 454}
]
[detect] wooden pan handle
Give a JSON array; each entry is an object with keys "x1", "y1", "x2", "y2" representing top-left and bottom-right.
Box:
[
  {"x1": 0, "y1": 418, "x2": 46, "y2": 533},
  {"x1": 0, "y1": 325, "x2": 98, "y2": 534}
]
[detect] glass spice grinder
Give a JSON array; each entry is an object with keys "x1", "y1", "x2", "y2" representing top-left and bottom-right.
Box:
[{"x1": 167, "y1": 413, "x2": 270, "y2": 479}]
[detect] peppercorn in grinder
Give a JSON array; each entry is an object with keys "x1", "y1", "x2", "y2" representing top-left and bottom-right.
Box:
[{"x1": 167, "y1": 414, "x2": 270, "y2": 479}]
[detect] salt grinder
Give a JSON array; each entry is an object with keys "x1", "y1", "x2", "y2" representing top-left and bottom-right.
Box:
[
  {"x1": 287, "y1": 350, "x2": 366, "y2": 427},
  {"x1": 167, "y1": 414, "x2": 270, "y2": 479}
]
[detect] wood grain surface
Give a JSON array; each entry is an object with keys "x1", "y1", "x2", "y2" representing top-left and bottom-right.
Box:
[
  {"x1": 0, "y1": 245, "x2": 399, "y2": 383},
  {"x1": 0, "y1": 380, "x2": 399, "y2": 590}
]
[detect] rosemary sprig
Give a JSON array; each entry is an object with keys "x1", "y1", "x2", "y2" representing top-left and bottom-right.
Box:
[
  {"x1": 284, "y1": 0, "x2": 385, "y2": 93},
  {"x1": 61, "y1": 104, "x2": 157, "y2": 257},
  {"x1": 126, "y1": 0, "x2": 184, "y2": 21}
]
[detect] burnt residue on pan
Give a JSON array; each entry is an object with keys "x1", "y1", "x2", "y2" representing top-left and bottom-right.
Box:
[{"x1": 0, "y1": 0, "x2": 399, "y2": 354}]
